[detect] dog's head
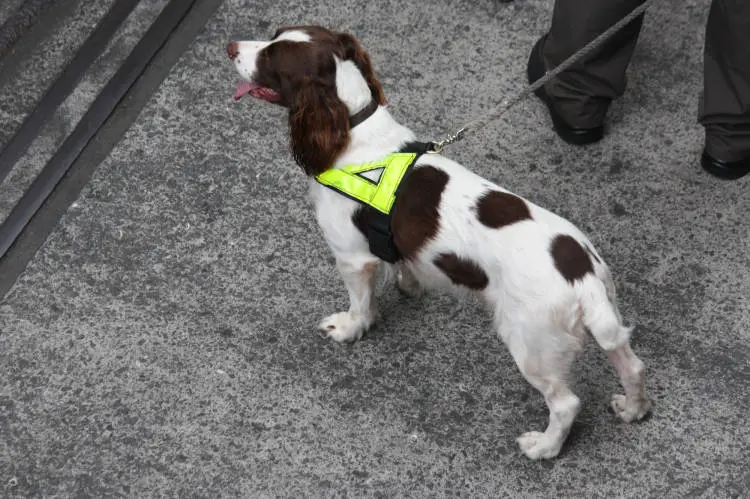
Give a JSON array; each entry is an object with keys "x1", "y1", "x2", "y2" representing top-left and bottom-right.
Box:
[{"x1": 227, "y1": 26, "x2": 386, "y2": 176}]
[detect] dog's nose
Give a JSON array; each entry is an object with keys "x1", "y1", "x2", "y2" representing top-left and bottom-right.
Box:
[{"x1": 227, "y1": 42, "x2": 239, "y2": 60}]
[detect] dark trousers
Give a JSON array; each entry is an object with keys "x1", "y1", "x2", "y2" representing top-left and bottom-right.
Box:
[{"x1": 542, "y1": 0, "x2": 750, "y2": 160}]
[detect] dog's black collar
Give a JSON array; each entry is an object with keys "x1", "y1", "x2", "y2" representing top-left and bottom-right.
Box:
[{"x1": 348, "y1": 99, "x2": 379, "y2": 129}]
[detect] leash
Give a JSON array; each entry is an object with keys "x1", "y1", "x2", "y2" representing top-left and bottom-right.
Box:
[{"x1": 430, "y1": 0, "x2": 656, "y2": 153}]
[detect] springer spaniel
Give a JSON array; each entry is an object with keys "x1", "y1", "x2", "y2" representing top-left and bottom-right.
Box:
[{"x1": 226, "y1": 26, "x2": 651, "y2": 460}]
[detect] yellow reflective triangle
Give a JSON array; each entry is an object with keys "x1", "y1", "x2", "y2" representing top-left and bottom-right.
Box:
[{"x1": 315, "y1": 153, "x2": 417, "y2": 214}]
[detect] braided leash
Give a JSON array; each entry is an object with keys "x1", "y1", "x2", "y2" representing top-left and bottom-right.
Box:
[{"x1": 430, "y1": 0, "x2": 656, "y2": 153}]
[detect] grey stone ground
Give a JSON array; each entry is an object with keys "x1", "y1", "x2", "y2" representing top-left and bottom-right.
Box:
[
  {"x1": 0, "y1": 0, "x2": 170, "y2": 221},
  {"x1": 1, "y1": 0, "x2": 749, "y2": 497},
  {"x1": 0, "y1": 0, "x2": 26, "y2": 27}
]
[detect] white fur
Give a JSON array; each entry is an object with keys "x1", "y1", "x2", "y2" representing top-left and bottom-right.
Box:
[
  {"x1": 335, "y1": 58, "x2": 372, "y2": 114},
  {"x1": 232, "y1": 32, "x2": 651, "y2": 460}
]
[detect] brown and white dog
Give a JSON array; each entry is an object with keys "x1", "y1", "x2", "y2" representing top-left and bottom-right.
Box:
[{"x1": 226, "y1": 26, "x2": 650, "y2": 459}]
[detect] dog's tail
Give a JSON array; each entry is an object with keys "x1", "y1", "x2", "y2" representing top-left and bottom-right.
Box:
[{"x1": 577, "y1": 274, "x2": 633, "y2": 352}]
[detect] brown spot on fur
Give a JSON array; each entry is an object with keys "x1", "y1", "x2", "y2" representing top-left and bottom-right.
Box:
[
  {"x1": 391, "y1": 166, "x2": 449, "y2": 260},
  {"x1": 551, "y1": 235, "x2": 593, "y2": 284},
  {"x1": 475, "y1": 191, "x2": 532, "y2": 228},
  {"x1": 434, "y1": 253, "x2": 489, "y2": 290}
]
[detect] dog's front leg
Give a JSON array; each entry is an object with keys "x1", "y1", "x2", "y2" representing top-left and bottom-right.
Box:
[{"x1": 318, "y1": 257, "x2": 379, "y2": 343}]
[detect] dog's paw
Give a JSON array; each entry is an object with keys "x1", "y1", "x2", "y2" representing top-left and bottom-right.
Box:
[
  {"x1": 516, "y1": 431, "x2": 563, "y2": 460},
  {"x1": 317, "y1": 312, "x2": 372, "y2": 343},
  {"x1": 611, "y1": 394, "x2": 651, "y2": 423},
  {"x1": 396, "y1": 268, "x2": 422, "y2": 298}
]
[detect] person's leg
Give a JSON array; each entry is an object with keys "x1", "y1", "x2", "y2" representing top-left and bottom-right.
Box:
[
  {"x1": 700, "y1": 0, "x2": 750, "y2": 179},
  {"x1": 528, "y1": 0, "x2": 646, "y2": 143}
]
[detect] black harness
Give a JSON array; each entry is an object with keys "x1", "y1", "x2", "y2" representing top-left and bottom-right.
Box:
[{"x1": 359, "y1": 141, "x2": 434, "y2": 263}]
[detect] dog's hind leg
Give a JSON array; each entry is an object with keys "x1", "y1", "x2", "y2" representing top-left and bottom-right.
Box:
[
  {"x1": 578, "y1": 277, "x2": 651, "y2": 422},
  {"x1": 498, "y1": 316, "x2": 582, "y2": 460},
  {"x1": 605, "y1": 343, "x2": 650, "y2": 422}
]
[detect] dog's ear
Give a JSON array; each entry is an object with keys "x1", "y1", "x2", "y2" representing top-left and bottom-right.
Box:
[
  {"x1": 289, "y1": 77, "x2": 350, "y2": 176},
  {"x1": 336, "y1": 32, "x2": 386, "y2": 105}
]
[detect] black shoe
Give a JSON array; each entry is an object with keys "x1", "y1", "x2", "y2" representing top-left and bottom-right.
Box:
[
  {"x1": 527, "y1": 36, "x2": 604, "y2": 146},
  {"x1": 701, "y1": 151, "x2": 750, "y2": 180}
]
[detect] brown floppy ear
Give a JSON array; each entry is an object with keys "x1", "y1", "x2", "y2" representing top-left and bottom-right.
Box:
[
  {"x1": 289, "y1": 78, "x2": 351, "y2": 176},
  {"x1": 336, "y1": 32, "x2": 386, "y2": 105}
]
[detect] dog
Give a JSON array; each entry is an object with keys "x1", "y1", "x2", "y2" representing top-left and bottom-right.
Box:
[{"x1": 226, "y1": 25, "x2": 650, "y2": 459}]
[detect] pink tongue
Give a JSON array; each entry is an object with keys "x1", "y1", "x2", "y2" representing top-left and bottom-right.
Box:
[{"x1": 234, "y1": 81, "x2": 253, "y2": 101}]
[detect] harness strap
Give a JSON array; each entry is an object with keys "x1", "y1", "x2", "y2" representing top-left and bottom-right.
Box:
[
  {"x1": 314, "y1": 152, "x2": 417, "y2": 214},
  {"x1": 316, "y1": 141, "x2": 433, "y2": 262}
]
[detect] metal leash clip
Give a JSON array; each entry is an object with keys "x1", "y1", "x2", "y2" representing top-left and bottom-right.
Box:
[{"x1": 429, "y1": 127, "x2": 467, "y2": 154}]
